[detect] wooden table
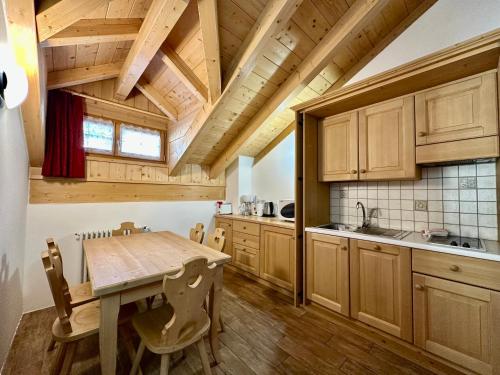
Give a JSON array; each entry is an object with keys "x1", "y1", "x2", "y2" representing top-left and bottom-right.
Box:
[{"x1": 84, "y1": 231, "x2": 232, "y2": 375}]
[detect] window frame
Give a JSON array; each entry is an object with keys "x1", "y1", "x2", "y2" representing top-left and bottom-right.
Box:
[
  {"x1": 82, "y1": 116, "x2": 116, "y2": 156},
  {"x1": 83, "y1": 115, "x2": 166, "y2": 163}
]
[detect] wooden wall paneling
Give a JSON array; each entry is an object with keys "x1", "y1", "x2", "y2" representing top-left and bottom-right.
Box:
[
  {"x1": 29, "y1": 180, "x2": 225, "y2": 203},
  {"x1": 114, "y1": 0, "x2": 190, "y2": 100},
  {"x1": 209, "y1": 0, "x2": 386, "y2": 178},
  {"x1": 36, "y1": 0, "x2": 111, "y2": 41},
  {"x1": 5, "y1": 0, "x2": 47, "y2": 167},
  {"x1": 47, "y1": 62, "x2": 123, "y2": 89}
]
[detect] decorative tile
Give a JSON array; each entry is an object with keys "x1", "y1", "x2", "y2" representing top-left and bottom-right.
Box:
[
  {"x1": 460, "y1": 225, "x2": 478, "y2": 238},
  {"x1": 428, "y1": 211, "x2": 443, "y2": 223},
  {"x1": 388, "y1": 190, "x2": 400, "y2": 199},
  {"x1": 428, "y1": 178, "x2": 443, "y2": 189},
  {"x1": 378, "y1": 190, "x2": 389, "y2": 199},
  {"x1": 444, "y1": 213, "x2": 459, "y2": 224},
  {"x1": 428, "y1": 189, "x2": 443, "y2": 200},
  {"x1": 414, "y1": 200, "x2": 428, "y2": 211},
  {"x1": 459, "y1": 177, "x2": 477, "y2": 189},
  {"x1": 401, "y1": 189, "x2": 413, "y2": 199},
  {"x1": 414, "y1": 211, "x2": 428, "y2": 222},
  {"x1": 402, "y1": 210, "x2": 414, "y2": 221},
  {"x1": 401, "y1": 200, "x2": 413, "y2": 210},
  {"x1": 428, "y1": 167, "x2": 442, "y2": 178},
  {"x1": 389, "y1": 200, "x2": 401, "y2": 209}
]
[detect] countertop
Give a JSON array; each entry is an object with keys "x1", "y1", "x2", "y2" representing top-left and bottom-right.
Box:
[
  {"x1": 215, "y1": 213, "x2": 295, "y2": 230},
  {"x1": 306, "y1": 226, "x2": 500, "y2": 262}
]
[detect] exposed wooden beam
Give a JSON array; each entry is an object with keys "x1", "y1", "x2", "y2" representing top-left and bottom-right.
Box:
[
  {"x1": 36, "y1": 0, "x2": 111, "y2": 42},
  {"x1": 40, "y1": 18, "x2": 142, "y2": 48},
  {"x1": 209, "y1": 0, "x2": 388, "y2": 178},
  {"x1": 47, "y1": 63, "x2": 122, "y2": 90},
  {"x1": 168, "y1": 0, "x2": 302, "y2": 175},
  {"x1": 157, "y1": 44, "x2": 208, "y2": 102},
  {"x1": 5, "y1": 0, "x2": 47, "y2": 167},
  {"x1": 197, "y1": 0, "x2": 221, "y2": 103},
  {"x1": 254, "y1": 122, "x2": 296, "y2": 164},
  {"x1": 136, "y1": 78, "x2": 178, "y2": 121},
  {"x1": 114, "y1": 0, "x2": 189, "y2": 101}
]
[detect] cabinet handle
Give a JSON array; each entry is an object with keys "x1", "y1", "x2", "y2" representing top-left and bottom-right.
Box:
[
  {"x1": 243, "y1": 239, "x2": 246, "y2": 242},
  {"x1": 360, "y1": 169, "x2": 366, "y2": 173},
  {"x1": 350, "y1": 170, "x2": 357, "y2": 174},
  {"x1": 243, "y1": 226, "x2": 246, "y2": 230},
  {"x1": 373, "y1": 245, "x2": 381, "y2": 251},
  {"x1": 415, "y1": 284, "x2": 425, "y2": 291},
  {"x1": 418, "y1": 131, "x2": 426, "y2": 137},
  {"x1": 449, "y1": 265, "x2": 460, "y2": 272},
  {"x1": 341, "y1": 246, "x2": 348, "y2": 251}
]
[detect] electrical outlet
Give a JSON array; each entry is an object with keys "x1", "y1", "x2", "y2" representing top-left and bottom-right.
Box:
[{"x1": 414, "y1": 200, "x2": 428, "y2": 211}]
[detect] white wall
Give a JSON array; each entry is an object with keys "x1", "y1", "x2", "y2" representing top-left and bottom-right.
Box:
[
  {"x1": 0, "y1": 2, "x2": 29, "y2": 367},
  {"x1": 252, "y1": 132, "x2": 295, "y2": 204},
  {"x1": 23, "y1": 200, "x2": 218, "y2": 312},
  {"x1": 349, "y1": 0, "x2": 500, "y2": 84}
]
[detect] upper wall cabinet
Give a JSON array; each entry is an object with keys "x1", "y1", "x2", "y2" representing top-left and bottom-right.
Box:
[
  {"x1": 359, "y1": 97, "x2": 417, "y2": 180},
  {"x1": 415, "y1": 71, "x2": 499, "y2": 163},
  {"x1": 319, "y1": 112, "x2": 358, "y2": 181}
]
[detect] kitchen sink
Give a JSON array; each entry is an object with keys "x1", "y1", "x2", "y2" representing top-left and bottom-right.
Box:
[{"x1": 316, "y1": 223, "x2": 409, "y2": 239}]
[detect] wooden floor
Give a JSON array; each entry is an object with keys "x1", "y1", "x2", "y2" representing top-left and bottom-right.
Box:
[{"x1": 3, "y1": 269, "x2": 439, "y2": 375}]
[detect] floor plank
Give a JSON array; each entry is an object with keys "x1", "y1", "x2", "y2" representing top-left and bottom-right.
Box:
[{"x1": 3, "y1": 269, "x2": 440, "y2": 375}]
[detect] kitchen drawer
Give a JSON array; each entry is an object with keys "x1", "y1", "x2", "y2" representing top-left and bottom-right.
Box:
[
  {"x1": 233, "y1": 244, "x2": 260, "y2": 276},
  {"x1": 233, "y1": 232, "x2": 260, "y2": 250},
  {"x1": 412, "y1": 249, "x2": 500, "y2": 291},
  {"x1": 233, "y1": 220, "x2": 260, "y2": 236}
]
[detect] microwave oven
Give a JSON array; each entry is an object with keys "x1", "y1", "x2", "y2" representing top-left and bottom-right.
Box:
[{"x1": 277, "y1": 200, "x2": 295, "y2": 222}]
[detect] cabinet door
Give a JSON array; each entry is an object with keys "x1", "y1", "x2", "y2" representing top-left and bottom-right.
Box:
[
  {"x1": 215, "y1": 218, "x2": 233, "y2": 262},
  {"x1": 413, "y1": 273, "x2": 500, "y2": 375},
  {"x1": 359, "y1": 97, "x2": 417, "y2": 180},
  {"x1": 260, "y1": 226, "x2": 295, "y2": 291},
  {"x1": 350, "y1": 240, "x2": 413, "y2": 342},
  {"x1": 233, "y1": 244, "x2": 259, "y2": 276},
  {"x1": 306, "y1": 232, "x2": 349, "y2": 316},
  {"x1": 416, "y1": 72, "x2": 498, "y2": 145},
  {"x1": 319, "y1": 111, "x2": 358, "y2": 181}
]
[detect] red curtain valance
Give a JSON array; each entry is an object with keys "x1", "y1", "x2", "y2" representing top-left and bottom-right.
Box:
[{"x1": 42, "y1": 91, "x2": 85, "y2": 178}]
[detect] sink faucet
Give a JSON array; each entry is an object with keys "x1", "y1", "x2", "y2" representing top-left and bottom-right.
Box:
[{"x1": 356, "y1": 201, "x2": 370, "y2": 228}]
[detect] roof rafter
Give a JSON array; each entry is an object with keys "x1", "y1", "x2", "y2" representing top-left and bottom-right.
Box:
[
  {"x1": 36, "y1": 0, "x2": 111, "y2": 42},
  {"x1": 114, "y1": 0, "x2": 190, "y2": 101},
  {"x1": 208, "y1": 0, "x2": 389, "y2": 178},
  {"x1": 40, "y1": 18, "x2": 142, "y2": 48},
  {"x1": 136, "y1": 78, "x2": 178, "y2": 121},
  {"x1": 47, "y1": 63, "x2": 123, "y2": 90},
  {"x1": 157, "y1": 44, "x2": 208, "y2": 103},
  {"x1": 168, "y1": 0, "x2": 303, "y2": 175},
  {"x1": 197, "y1": 0, "x2": 221, "y2": 103}
]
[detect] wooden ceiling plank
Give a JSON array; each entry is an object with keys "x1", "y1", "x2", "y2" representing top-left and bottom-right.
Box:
[
  {"x1": 47, "y1": 62, "x2": 123, "y2": 90},
  {"x1": 40, "y1": 18, "x2": 142, "y2": 48},
  {"x1": 209, "y1": 0, "x2": 389, "y2": 178},
  {"x1": 168, "y1": 0, "x2": 302, "y2": 175},
  {"x1": 198, "y1": 0, "x2": 221, "y2": 103},
  {"x1": 36, "y1": 0, "x2": 111, "y2": 42},
  {"x1": 158, "y1": 44, "x2": 209, "y2": 102},
  {"x1": 136, "y1": 78, "x2": 179, "y2": 120},
  {"x1": 5, "y1": 0, "x2": 47, "y2": 167},
  {"x1": 114, "y1": 0, "x2": 190, "y2": 101}
]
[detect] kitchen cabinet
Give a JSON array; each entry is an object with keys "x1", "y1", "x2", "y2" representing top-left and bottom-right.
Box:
[
  {"x1": 215, "y1": 217, "x2": 233, "y2": 262},
  {"x1": 358, "y1": 96, "x2": 417, "y2": 180},
  {"x1": 306, "y1": 232, "x2": 349, "y2": 316},
  {"x1": 413, "y1": 273, "x2": 500, "y2": 375},
  {"x1": 350, "y1": 239, "x2": 413, "y2": 342},
  {"x1": 260, "y1": 225, "x2": 295, "y2": 291},
  {"x1": 319, "y1": 111, "x2": 358, "y2": 181},
  {"x1": 233, "y1": 244, "x2": 260, "y2": 276}
]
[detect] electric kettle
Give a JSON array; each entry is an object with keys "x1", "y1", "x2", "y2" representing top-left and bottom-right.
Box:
[{"x1": 262, "y1": 202, "x2": 275, "y2": 217}]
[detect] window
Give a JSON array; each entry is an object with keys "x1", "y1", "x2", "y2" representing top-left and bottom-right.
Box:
[
  {"x1": 118, "y1": 124, "x2": 162, "y2": 160},
  {"x1": 83, "y1": 116, "x2": 165, "y2": 161},
  {"x1": 83, "y1": 116, "x2": 114, "y2": 154}
]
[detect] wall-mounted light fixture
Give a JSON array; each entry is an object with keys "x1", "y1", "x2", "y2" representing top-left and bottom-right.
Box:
[{"x1": 0, "y1": 44, "x2": 28, "y2": 109}]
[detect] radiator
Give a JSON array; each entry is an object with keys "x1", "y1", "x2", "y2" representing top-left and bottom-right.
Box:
[{"x1": 75, "y1": 230, "x2": 112, "y2": 282}]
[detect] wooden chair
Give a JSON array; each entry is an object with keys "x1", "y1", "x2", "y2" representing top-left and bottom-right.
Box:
[
  {"x1": 130, "y1": 257, "x2": 216, "y2": 375},
  {"x1": 42, "y1": 249, "x2": 136, "y2": 375},
  {"x1": 189, "y1": 223, "x2": 205, "y2": 244},
  {"x1": 112, "y1": 221, "x2": 145, "y2": 236},
  {"x1": 43, "y1": 239, "x2": 99, "y2": 351},
  {"x1": 207, "y1": 228, "x2": 226, "y2": 252}
]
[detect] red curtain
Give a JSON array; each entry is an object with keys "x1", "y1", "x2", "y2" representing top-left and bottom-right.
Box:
[{"x1": 42, "y1": 91, "x2": 85, "y2": 178}]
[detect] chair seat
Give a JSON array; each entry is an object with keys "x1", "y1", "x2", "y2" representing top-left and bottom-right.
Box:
[
  {"x1": 132, "y1": 304, "x2": 211, "y2": 354},
  {"x1": 52, "y1": 300, "x2": 138, "y2": 343},
  {"x1": 69, "y1": 281, "x2": 98, "y2": 307}
]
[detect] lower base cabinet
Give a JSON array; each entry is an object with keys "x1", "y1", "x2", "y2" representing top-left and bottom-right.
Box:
[
  {"x1": 233, "y1": 244, "x2": 260, "y2": 276},
  {"x1": 413, "y1": 273, "x2": 500, "y2": 375},
  {"x1": 306, "y1": 232, "x2": 349, "y2": 316},
  {"x1": 350, "y1": 239, "x2": 413, "y2": 342}
]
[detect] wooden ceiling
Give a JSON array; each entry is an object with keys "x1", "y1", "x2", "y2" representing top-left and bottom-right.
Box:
[{"x1": 5, "y1": 0, "x2": 436, "y2": 175}]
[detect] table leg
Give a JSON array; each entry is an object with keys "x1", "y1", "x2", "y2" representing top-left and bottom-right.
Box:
[
  {"x1": 100, "y1": 293, "x2": 120, "y2": 375},
  {"x1": 209, "y1": 266, "x2": 223, "y2": 364}
]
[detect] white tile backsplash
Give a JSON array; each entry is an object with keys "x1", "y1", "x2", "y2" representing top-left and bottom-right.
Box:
[{"x1": 329, "y1": 162, "x2": 498, "y2": 240}]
